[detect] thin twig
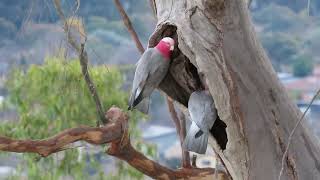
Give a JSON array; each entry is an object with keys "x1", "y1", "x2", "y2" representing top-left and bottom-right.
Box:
[
  {"x1": 113, "y1": 0, "x2": 145, "y2": 54},
  {"x1": 307, "y1": 0, "x2": 311, "y2": 16},
  {"x1": 179, "y1": 111, "x2": 191, "y2": 168},
  {"x1": 53, "y1": 0, "x2": 107, "y2": 125},
  {"x1": 167, "y1": 98, "x2": 191, "y2": 168},
  {"x1": 79, "y1": 44, "x2": 108, "y2": 125},
  {"x1": 278, "y1": 89, "x2": 320, "y2": 180},
  {"x1": 18, "y1": 0, "x2": 34, "y2": 37},
  {"x1": 248, "y1": 0, "x2": 252, "y2": 9},
  {"x1": 192, "y1": 154, "x2": 197, "y2": 167},
  {"x1": 167, "y1": 98, "x2": 181, "y2": 132},
  {"x1": 148, "y1": 0, "x2": 157, "y2": 18}
]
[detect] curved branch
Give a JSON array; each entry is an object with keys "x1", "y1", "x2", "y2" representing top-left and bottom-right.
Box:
[
  {"x1": 0, "y1": 125, "x2": 118, "y2": 157},
  {"x1": 107, "y1": 132, "x2": 220, "y2": 180},
  {"x1": 0, "y1": 107, "x2": 126, "y2": 157},
  {"x1": 0, "y1": 107, "x2": 225, "y2": 179},
  {"x1": 110, "y1": 144, "x2": 218, "y2": 179}
]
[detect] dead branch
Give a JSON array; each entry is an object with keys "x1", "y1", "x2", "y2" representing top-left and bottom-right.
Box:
[
  {"x1": 149, "y1": 0, "x2": 157, "y2": 17},
  {"x1": 79, "y1": 44, "x2": 107, "y2": 125},
  {"x1": 53, "y1": 0, "x2": 107, "y2": 125},
  {"x1": 179, "y1": 110, "x2": 191, "y2": 168},
  {"x1": 0, "y1": 107, "x2": 125, "y2": 157},
  {"x1": 167, "y1": 97, "x2": 191, "y2": 168},
  {"x1": 113, "y1": 0, "x2": 145, "y2": 54},
  {"x1": 248, "y1": 0, "x2": 252, "y2": 8},
  {"x1": 108, "y1": 141, "x2": 218, "y2": 179},
  {"x1": 167, "y1": 98, "x2": 181, "y2": 131},
  {"x1": 278, "y1": 88, "x2": 320, "y2": 180},
  {"x1": 0, "y1": 107, "x2": 225, "y2": 179}
]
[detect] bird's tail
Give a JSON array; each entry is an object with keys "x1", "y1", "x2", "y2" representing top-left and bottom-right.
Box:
[
  {"x1": 135, "y1": 96, "x2": 150, "y2": 114},
  {"x1": 183, "y1": 121, "x2": 208, "y2": 154},
  {"x1": 128, "y1": 88, "x2": 137, "y2": 111}
]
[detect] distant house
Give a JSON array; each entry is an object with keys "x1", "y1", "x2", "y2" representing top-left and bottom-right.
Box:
[
  {"x1": 278, "y1": 66, "x2": 320, "y2": 102},
  {"x1": 277, "y1": 69, "x2": 320, "y2": 137},
  {"x1": 297, "y1": 101, "x2": 320, "y2": 137}
]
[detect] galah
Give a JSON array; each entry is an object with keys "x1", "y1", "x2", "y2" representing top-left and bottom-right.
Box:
[
  {"x1": 183, "y1": 90, "x2": 217, "y2": 154},
  {"x1": 128, "y1": 37, "x2": 175, "y2": 114}
]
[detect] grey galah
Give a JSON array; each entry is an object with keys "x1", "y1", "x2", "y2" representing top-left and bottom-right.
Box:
[
  {"x1": 183, "y1": 90, "x2": 217, "y2": 154},
  {"x1": 128, "y1": 37, "x2": 175, "y2": 114}
]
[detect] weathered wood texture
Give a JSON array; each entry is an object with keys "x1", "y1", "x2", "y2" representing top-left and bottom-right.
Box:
[
  {"x1": 0, "y1": 107, "x2": 227, "y2": 180},
  {"x1": 150, "y1": 0, "x2": 320, "y2": 179}
]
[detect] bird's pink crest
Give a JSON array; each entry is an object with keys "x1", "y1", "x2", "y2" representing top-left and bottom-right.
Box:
[{"x1": 155, "y1": 37, "x2": 175, "y2": 59}]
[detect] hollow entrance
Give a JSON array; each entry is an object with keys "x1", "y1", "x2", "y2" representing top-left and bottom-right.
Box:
[{"x1": 150, "y1": 24, "x2": 228, "y2": 150}]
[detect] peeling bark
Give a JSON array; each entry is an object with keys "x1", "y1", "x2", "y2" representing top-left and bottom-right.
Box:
[
  {"x1": 0, "y1": 107, "x2": 227, "y2": 180},
  {"x1": 0, "y1": 107, "x2": 127, "y2": 157},
  {"x1": 150, "y1": 0, "x2": 320, "y2": 179}
]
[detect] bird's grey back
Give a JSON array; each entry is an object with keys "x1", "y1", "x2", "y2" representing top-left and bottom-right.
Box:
[
  {"x1": 134, "y1": 48, "x2": 170, "y2": 96},
  {"x1": 188, "y1": 91, "x2": 216, "y2": 132}
]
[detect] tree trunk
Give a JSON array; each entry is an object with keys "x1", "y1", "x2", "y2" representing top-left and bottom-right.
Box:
[{"x1": 149, "y1": 0, "x2": 320, "y2": 179}]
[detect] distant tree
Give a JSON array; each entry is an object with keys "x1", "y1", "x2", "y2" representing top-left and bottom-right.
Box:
[
  {"x1": 254, "y1": 0, "x2": 313, "y2": 13},
  {"x1": 1, "y1": 57, "x2": 154, "y2": 179},
  {"x1": 252, "y1": 4, "x2": 303, "y2": 31},
  {"x1": 0, "y1": 17, "x2": 17, "y2": 39},
  {"x1": 260, "y1": 33, "x2": 298, "y2": 71},
  {"x1": 293, "y1": 55, "x2": 313, "y2": 77}
]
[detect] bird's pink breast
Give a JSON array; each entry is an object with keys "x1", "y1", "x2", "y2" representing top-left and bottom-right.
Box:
[{"x1": 155, "y1": 41, "x2": 171, "y2": 59}]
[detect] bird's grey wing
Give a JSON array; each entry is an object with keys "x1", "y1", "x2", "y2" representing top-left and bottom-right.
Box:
[
  {"x1": 128, "y1": 49, "x2": 154, "y2": 109},
  {"x1": 189, "y1": 91, "x2": 216, "y2": 132},
  {"x1": 188, "y1": 92, "x2": 206, "y2": 129},
  {"x1": 183, "y1": 121, "x2": 208, "y2": 154},
  {"x1": 135, "y1": 96, "x2": 150, "y2": 114},
  {"x1": 136, "y1": 50, "x2": 169, "y2": 97},
  {"x1": 202, "y1": 96, "x2": 217, "y2": 130}
]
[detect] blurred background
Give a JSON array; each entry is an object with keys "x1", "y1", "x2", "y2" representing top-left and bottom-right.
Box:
[{"x1": 0, "y1": 0, "x2": 319, "y2": 179}]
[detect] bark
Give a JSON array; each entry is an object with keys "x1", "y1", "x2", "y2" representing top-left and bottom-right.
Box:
[
  {"x1": 167, "y1": 98, "x2": 191, "y2": 168},
  {"x1": 108, "y1": 133, "x2": 218, "y2": 180},
  {"x1": 0, "y1": 118, "x2": 122, "y2": 157},
  {"x1": 149, "y1": 0, "x2": 320, "y2": 179},
  {"x1": 0, "y1": 107, "x2": 227, "y2": 179}
]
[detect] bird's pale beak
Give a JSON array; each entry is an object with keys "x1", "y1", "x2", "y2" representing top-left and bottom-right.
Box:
[{"x1": 170, "y1": 45, "x2": 174, "y2": 51}]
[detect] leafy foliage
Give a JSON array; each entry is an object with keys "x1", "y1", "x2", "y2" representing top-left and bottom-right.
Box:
[
  {"x1": 252, "y1": 3, "x2": 320, "y2": 72},
  {"x1": 0, "y1": 57, "x2": 155, "y2": 179},
  {"x1": 260, "y1": 33, "x2": 299, "y2": 71},
  {"x1": 292, "y1": 54, "x2": 314, "y2": 77}
]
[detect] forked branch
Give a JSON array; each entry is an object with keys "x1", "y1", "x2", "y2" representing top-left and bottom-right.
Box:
[
  {"x1": 0, "y1": 107, "x2": 223, "y2": 179},
  {"x1": 167, "y1": 97, "x2": 191, "y2": 168}
]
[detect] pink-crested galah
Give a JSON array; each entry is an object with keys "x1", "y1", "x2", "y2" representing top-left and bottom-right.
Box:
[{"x1": 128, "y1": 37, "x2": 175, "y2": 114}]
